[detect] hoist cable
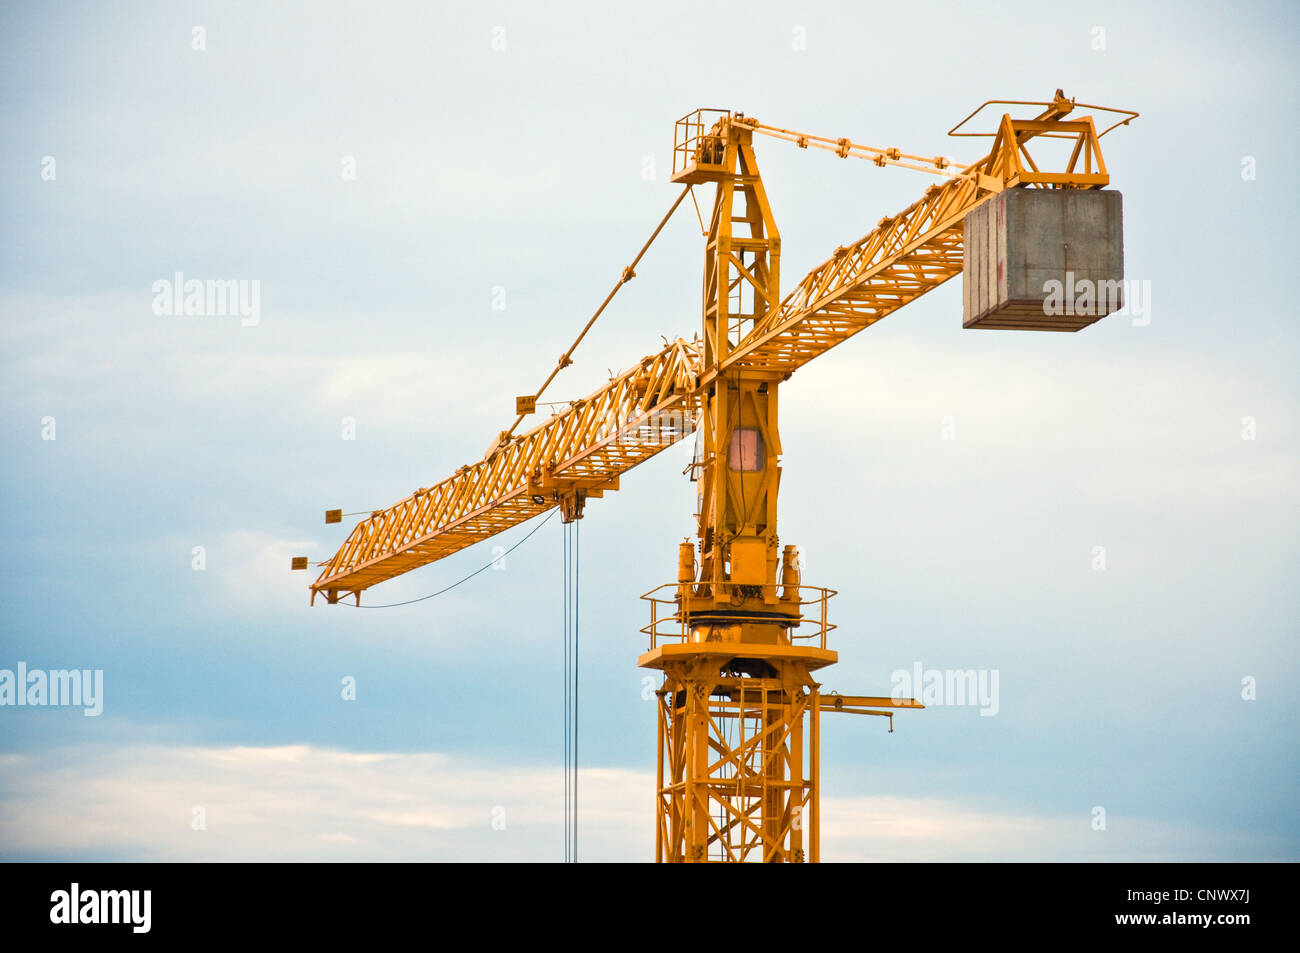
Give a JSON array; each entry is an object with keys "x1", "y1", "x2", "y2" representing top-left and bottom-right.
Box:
[
  {"x1": 573, "y1": 520, "x2": 580, "y2": 863},
  {"x1": 562, "y1": 525, "x2": 566, "y2": 860},
  {"x1": 561, "y1": 519, "x2": 581, "y2": 862}
]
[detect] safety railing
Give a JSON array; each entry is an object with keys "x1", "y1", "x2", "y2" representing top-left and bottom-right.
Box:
[
  {"x1": 672, "y1": 108, "x2": 730, "y2": 179},
  {"x1": 641, "y1": 583, "x2": 837, "y2": 651}
]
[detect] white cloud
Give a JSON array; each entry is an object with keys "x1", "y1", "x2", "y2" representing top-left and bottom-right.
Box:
[
  {"x1": 205, "y1": 530, "x2": 322, "y2": 611},
  {"x1": 819, "y1": 796, "x2": 1272, "y2": 862},
  {"x1": 0, "y1": 743, "x2": 645, "y2": 862},
  {"x1": 0, "y1": 743, "x2": 1271, "y2": 862}
]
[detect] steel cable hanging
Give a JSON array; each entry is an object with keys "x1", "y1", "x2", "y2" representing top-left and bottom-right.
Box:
[
  {"x1": 563, "y1": 524, "x2": 569, "y2": 861},
  {"x1": 562, "y1": 519, "x2": 581, "y2": 861},
  {"x1": 338, "y1": 509, "x2": 558, "y2": 608},
  {"x1": 573, "y1": 521, "x2": 579, "y2": 863}
]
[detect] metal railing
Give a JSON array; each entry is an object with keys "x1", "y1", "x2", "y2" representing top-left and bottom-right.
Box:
[
  {"x1": 641, "y1": 582, "x2": 837, "y2": 651},
  {"x1": 672, "y1": 108, "x2": 730, "y2": 179}
]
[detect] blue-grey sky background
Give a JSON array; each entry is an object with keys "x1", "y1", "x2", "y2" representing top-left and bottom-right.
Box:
[{"x1": 1, "y1": 0, "x2": 1296, "y2": 861}]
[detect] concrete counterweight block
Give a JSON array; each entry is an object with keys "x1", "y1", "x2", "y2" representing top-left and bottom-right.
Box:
[{"x1": 963, "y1": 188, "x2": 1124, "y2": 331}]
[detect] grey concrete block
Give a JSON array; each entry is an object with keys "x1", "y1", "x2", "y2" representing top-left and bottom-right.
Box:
[{"x1": 963, "y1": 189, "x2": 1124, "y2": 331}]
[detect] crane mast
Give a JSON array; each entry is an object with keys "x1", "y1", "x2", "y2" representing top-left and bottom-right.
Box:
[
  {"x1": 302, "y1": 92, "x2": 1135, "y2": 863},
  {"x1": 640, "y1": 116, "x2": 829, "y2": 862}
]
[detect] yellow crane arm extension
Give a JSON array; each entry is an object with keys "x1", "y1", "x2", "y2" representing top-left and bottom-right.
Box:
[{"x1": 311, "y1": 339, "x2": 701, "y2": 603}]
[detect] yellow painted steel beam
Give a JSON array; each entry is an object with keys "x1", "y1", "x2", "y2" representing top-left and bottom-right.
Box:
[
  {"x1": 310, "y1": 339, "x2": 701, "y2": 602},
  {"x1": 821, "y1": 695, "x2": 925, "y2": 710}
]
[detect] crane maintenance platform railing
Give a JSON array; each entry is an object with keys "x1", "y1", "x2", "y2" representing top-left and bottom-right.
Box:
[
  {"x1": 641, "y1": 583, "x2": 837, "y2": 651},
  {"x1": 671, "y1": 107, "x2": 731, "y2": 181}
]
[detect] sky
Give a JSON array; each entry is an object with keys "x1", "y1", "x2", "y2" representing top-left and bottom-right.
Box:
[{"x1": 1, "y1": 0, "x2": 1296, "y2": 862}]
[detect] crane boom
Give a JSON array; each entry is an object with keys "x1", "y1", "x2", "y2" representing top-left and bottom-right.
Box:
[
  {"x1": 311, "y1": 338, "x2": 700, "y2": 602},
  {"x1": 311, "y1": 90, "x2": 1129, "y2": 605}
]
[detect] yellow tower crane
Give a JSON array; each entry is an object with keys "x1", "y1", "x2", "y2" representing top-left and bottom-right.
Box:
[{"x1": 299, "y1": 91, "x2": 1137, "y2": 863}]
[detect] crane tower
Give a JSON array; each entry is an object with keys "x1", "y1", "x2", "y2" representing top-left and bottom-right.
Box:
[{"x1": 300, "y1": 91, "x2": 1136, "y2": 862}]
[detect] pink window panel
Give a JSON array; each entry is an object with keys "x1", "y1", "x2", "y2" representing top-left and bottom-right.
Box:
[{"x1": 728, "y1": 427, "x2": 764, "y2": 471}]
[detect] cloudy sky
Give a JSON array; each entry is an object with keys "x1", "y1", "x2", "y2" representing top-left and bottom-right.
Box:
[{"x1": 1, "y1": 0, "x2": 1296, "y2": 862}]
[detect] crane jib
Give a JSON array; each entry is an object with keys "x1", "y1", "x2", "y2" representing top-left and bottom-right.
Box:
[{"x1": 308, "y1": 94, "x2": 1134, "y2": 608}]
